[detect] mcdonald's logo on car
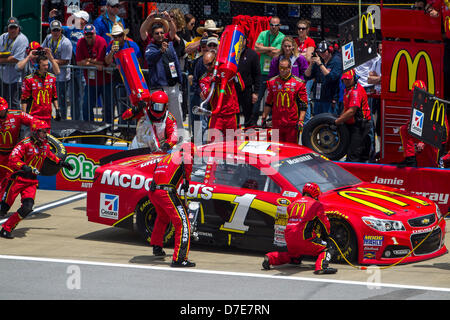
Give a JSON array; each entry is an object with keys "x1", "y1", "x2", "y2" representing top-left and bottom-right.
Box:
[
  {"x1": 0, "y1": 131, "x2": 12, "y2": 145},
  {"x1": 430, "y1": 100, "x2": 446, "y2": 127},
  {"x1": 276, "y1": 92, "x2": 291, "y2": 108},
  {"x1": 359, "y1": 12, "x2": 375, "y2": 38},
  {"x1": 389, "y1": 50, "x2": 435, "y2": 94},
  {"x1": 36, "y1": 90, "x2": 50, "y2": 105}
]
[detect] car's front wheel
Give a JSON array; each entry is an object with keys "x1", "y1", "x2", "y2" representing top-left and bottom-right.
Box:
[
  {"x1": 329, "y1": 218, "x2": 358, "y2": 263},
  {"x1": 135, "y1": 197, "x2": 175, "y2": 246}
]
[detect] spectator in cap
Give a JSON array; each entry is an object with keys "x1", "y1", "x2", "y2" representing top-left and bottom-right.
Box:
[
  {"x1": 94, "y1": 0, "x2": 126, "y2": 44},
  {"x1": 76, "y1": 24, "x2": 113, "y2": 122},
  {"x1": 140, "y1": 11, "x2": 175, "y2": 47},
  {"x1": 0, "y1": 17, "x2": 29, "y2": 109},
  {"x1": 304, "y1": 40, "x2": 342, "y2": 115},
  {"x1": 49, "y1": 9, "x2": 91, "y2": 120},
  {"x1": 16, "y1": 41, "x2": 60, "y2": 78},
  {"x1": 206, "y1": 37, "x2": 219, "y2": 53},
  {"x1": 185, "y1": 19, "x2": 222, "y2": 57},
  {"x1": 42, "y1": 20, "x2": 73, "y2": 120}
]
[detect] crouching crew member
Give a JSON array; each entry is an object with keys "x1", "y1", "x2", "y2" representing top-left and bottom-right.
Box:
[
  {"x1": 0, "y1": 120, "x2": 73, "y2": 238},
  {"x1": 148, "y1": 142, "x2": 197, "y2": 267},
  {"x1": 263, "y1": 182, "x2": 337, "y2": 275}
]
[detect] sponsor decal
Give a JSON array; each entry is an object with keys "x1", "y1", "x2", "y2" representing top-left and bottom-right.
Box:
[
  {"x1": 342, "y1": 42, "x2": 355, "y2": 70},
  {"x1": 99, "y1": 193, "x2": 119, "y2": 220},
  {"x1": 359, "y1": 11, "x2": 375, "y2": 38},
  {"x1": 410, "y1": 109, "x2": 424, "y2": 136},
  {"x1": 0, "y1": 131, "x2": 12, "y2": 145},
  {"x1": 276, "y1": 198, "x2": 291, "y2": 206},
  {"x1": 61, "y1": 153, "x2": 99, "y2": 182},
  {"x1": 430, "y1": 100, "x2": 446, "y2": 127},
  {"x1": 370, "y1": 176, "x2": 404, "y2": 186},
  {"x1": 389, "y1": 50, "x2": 435, "y2": 94},
  {"x1": 363, "y1": 251, "x2": 377, "y2": 259},
  {"x1": 363, "y1": 235, "x2": 384, "y2": 246}
]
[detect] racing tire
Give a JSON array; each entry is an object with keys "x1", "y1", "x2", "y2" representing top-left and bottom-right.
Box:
[
  {"x1": 329, "y1": 218, "x2": 358, "y2": 263},
  {"x1": 135, "y1": 197, "x2": 175, "y2": 246},
  {"x1": 302, "y1": 113, "x2": 349, "y2": 160},
  {"x1": 41, "y1": 134, "x2": 67, "y2": 176}
]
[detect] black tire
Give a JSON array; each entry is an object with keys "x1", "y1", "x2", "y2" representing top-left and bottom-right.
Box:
[
  {"x1": 135, "y1": 197, "x2": 175, "y2": 246},
  {"x1": 329, "y1": 217, "x2": 358, "y2": 263},
  {"x1": 41, "y1": 134, "x2": 67, "y2": 176},
  {"x1": 302, "y1": 113, "x2": 350, "y2": 160}
]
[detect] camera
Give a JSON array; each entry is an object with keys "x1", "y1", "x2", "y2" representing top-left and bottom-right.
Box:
[
  {"x1": 312, "y1": 51, "x2": 318, "y2": 58},
  {"x1": 33, "y1": 47, "x2": 46, "y2": 58}
]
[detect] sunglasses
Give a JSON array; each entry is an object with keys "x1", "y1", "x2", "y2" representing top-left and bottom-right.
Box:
[
  {"x1": 207, "y1": 43, "x2": 218, "y2": 47},
  {"x1": 51, "y1": 29, "x2": 62, "y2": 32},
  {"x1": 270, "y1": 23, "x2": 280, "y2": 27},
  {"x1": 297, "y1": 27, "x2": 307, "y2": 31},
  {"x1": 153, "y1": 31, "x2": 165, "y2": 35},
  {"x1": 112, "y1": 34, "x2": 124, "y2": 38}
]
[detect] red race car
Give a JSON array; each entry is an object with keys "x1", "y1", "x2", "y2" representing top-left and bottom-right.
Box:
[{"x1": 86, "y1": 140, "x2": 447, "y2": 265}]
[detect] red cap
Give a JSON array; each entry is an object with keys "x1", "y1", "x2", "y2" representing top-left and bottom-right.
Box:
[
  {"x1": 0, "y1": 97, "x2": 8, "y2": 112},
  {"x1": 412, "y1": 80, "x2": 427, "y2": 91},
  {"x1": 341, "y1": 69, "x2": 356, "y2": 80}
]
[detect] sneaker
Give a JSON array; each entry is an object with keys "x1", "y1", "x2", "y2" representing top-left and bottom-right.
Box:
[
  {"x1": 262, "y1": 255, "x2": 270, "y2": 270},
  {"x1": 171, "y1": 260, "x2": 196, "y2": 268},
  {"x1": 0, "y1": 228, "x2": 14, "y2": 239},
  {"x1": 153, "y1": 245, "x2": 166, "y2": 256},
  {"x1": 397, "y1": 156, "x2": 417, "y2": 168},
  {"x1": 314, "y1": 267, "x2": 338, "y2": 275}
]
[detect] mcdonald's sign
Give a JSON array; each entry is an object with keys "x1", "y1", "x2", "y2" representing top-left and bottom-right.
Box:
[
  {"x1": 359, "y1": 12, "x2": 375, "y2": 38},
  {"x1": 276, "y1": 92, "x2": 291, "y2": 108},
  {"x1": 0, "y1": 131, "x2": 13, "y2": 145},
  {"x1": 430, "y1": 100, "x2": 446, "y2": 127},
  {"x1": 389, "y1": 50, "x2": 435, "y2": 94},
  {"x1": 36, "y1": 90, "x2": 50, "y2": 105}
]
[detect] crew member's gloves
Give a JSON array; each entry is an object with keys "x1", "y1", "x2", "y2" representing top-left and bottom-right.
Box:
[
  {"x1": 55, "y1": 109, "x2": 62, "y2": 121},
  {"x1": 59, "y1": 160, "x2": 74, "y2": 171},
  {"x1": 22, "y1": 165, "x2": 40, "y2": 175},
  {"x1": 297, "y1": 120, "x2": 304, "y2": 131},
  {"x1": 161, "y1": 142, "x2": 171, "y2": 152}
]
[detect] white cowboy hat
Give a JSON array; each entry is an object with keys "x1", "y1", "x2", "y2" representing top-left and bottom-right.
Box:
[
  {"x1": 196, "y1": 19, "x2": 223, "y2": 35},
  {"x1": 106, "y1": 22, "x2": 129, "y2": 37}
]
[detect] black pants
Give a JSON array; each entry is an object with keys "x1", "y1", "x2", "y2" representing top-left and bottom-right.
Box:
[
  {"x1": 346, "y1": 121, "x2": 372, "y2": 162},
  {"x1": 237, "y1": 89, "x2": 254, "y2": 127}
]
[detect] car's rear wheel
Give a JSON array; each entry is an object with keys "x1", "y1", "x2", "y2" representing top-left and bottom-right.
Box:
[
  {"x1": 329, "y1": 218, "x2": 357, "y2": 263},
  {"x1": 135, "y1": 197, "x2": 175, "y2": 246},
  {"x1": 302, "y1": 113, "x2": 349, "y2": 160}
]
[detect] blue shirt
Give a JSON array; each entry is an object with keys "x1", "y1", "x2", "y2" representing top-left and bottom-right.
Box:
[
  {"x1": 306, "y1": 52, "x2": 343, "y2": 102},
  {"x1": 145, "y1": 41, "x2": 183, "y2": 88},
  {"x1": 93, "y1": 13, "x2": 125, "y2": 44}
]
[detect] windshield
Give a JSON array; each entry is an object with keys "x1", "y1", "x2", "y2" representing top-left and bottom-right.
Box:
[{"x1": 272, "y1": 153, "x2": 361, "y2": 193}]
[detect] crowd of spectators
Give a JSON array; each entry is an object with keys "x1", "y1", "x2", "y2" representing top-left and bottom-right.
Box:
[{"x1": 0, "y1": 0, "x2": 445, "y2": 164}]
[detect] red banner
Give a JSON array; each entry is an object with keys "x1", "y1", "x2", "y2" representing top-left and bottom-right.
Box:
[{"x1": 338, "y1": 162, "x2": 450, "y2": 214}]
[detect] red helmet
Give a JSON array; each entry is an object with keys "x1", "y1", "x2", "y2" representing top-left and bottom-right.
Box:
[
  {"x1": 302, "y1": 182, "x2": 321, "y2": 199},
  {"x1": 0, "y1": 97, "x2": 8, "y2": 112},
  {"x1": 31, "y1": 120, "x2": 50, "y2": 143},
  {"x1": 26, "y1": 41, "x2": 42, "y2": 54},
  {"x1": 149, "y1": 90, "x2": 169, "y2": 120},
  {"x1": 412, "y1": 80, "x2": 427, "y2": 91},
  {"x1": 341, "y1": 69, "x2": 356, "y2": 80}
]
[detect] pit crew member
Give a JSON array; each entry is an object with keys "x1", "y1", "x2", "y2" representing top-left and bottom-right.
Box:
[
  {"x1": 122, "y1": 90, "x2": 178, "y2": 152},
  {"x1": 148, "y1": 142, "x2": 197, "y2": 267},
  {"x1": 263, "y1": 182, "x2": 337, "y2": 275},
  {"x1": 20, "y1": 54, "x2": 61, "y2": 128},
  {"x1": 0, "y1": 121, "x2": 73, "y2": 238},
  {"x1": 262, "y1": 57, "x2": 308, "y2": 144}
]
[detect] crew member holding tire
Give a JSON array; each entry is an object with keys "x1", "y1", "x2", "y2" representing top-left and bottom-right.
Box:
[
  {"x1": 0, "y1": 120, "x2": 73, "y2": 238},
  {"x1": 148, "y1": 142, "x2": 197, "y2": 267},
  {"x1": 262, "y1": 57, "x2": 307, "y2": 144},
  {"x1": 335, "y1": 69, "x2": 372, "y2": 162},
  {"x1": 263, "y1": 182, "x2": 337, "y2": 275}
]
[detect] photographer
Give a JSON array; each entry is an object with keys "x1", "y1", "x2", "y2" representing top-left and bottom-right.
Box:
[{"x1": 16, "y1": 42, "x2": 60, "y2": 77}]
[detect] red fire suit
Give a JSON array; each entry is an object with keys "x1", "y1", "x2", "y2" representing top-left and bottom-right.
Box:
[
  {"x1": 1, "y1": 137, "x2": 62, "y2": 233},
  {"x1": 265, "y1": 74, "x2": 308, "y2": 144},
  {"x1": 199, "y1": 72, "x2": 243, "y2": 142},
  {"x1": 399, "y1": 116, "x2": 449, "y2": 167},
  {"x1": 149, "y1": 151, "x2": 193, "y2": 263},
  {"x1": 0, "y1": 110, "x2": 35, "y2": 191},
  {"x1": 21, "y1": 72, "x2": 58, "y2": 127},
  {"x1": 266, "y1": 197, "x2": 333, "y2": 272},
  {"x1": 122, "y1": 108, "x2": 178, "y2": 151}
]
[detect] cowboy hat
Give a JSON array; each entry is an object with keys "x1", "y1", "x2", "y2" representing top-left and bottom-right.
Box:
[
  {"x1": 148, "y1": 17, "x2": 170, "y2": 34},
  {"x1": 196, "y1": 19, "x2": 223, "y2": 35},
  {"x1": 106, "y1": 22, "x2": 129, "y2": 37}
]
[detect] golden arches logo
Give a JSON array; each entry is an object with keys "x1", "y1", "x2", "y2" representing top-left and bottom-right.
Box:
[
  {"x1": 359, "y1": 12, "x2": 375, "y2": 38},
  {"x1": 28, "y1": 156, "x2": 44, "y2": 170},
  {"x1": 445, "y1": 16, "x2": 450, "y2": 33},
  {"x1": 36, "y1": 90, "x2": 50, "y2": 105},
  {"x1": 0, "y1": 131, "x2": 13, "y2": 145},
  {"x1": 276, "y1": 92, "x2": 291, "y2": 108},
  {"x1": 430, "y1": 100, "x2": 446, "y2": 127},
  {"x1": 338, "y1": 187, "x2": 430, "y2": 216},
  {"x1": 389, "y1": 50, "x2": 435, "y2": 94},
  {"x1": 290, "y1": 202, "x2": 306, "y2": 218}
]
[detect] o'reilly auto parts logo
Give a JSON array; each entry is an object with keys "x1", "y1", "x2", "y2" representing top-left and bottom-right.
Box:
[
  {"x1": 61, "y1": 153, "x2": 100, "y2": 182},
  {"x1": 100, "y1": 193, "x2": 119, "y2": 220}
]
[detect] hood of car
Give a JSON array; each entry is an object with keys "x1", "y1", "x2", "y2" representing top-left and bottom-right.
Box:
[{"x1": 321, "y1": 182, "x2": 436, "y2": 220}]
